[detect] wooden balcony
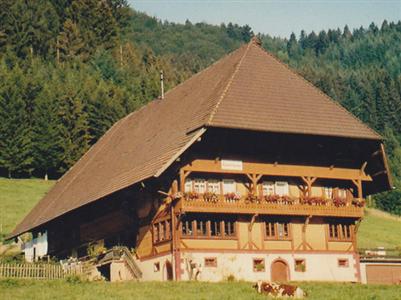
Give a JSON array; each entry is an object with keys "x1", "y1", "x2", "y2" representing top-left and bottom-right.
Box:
[{"x1": 177, "y1": 194, "x2": 364, "y2": 218}]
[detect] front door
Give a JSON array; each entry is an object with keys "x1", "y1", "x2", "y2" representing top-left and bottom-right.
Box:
[{"x1": 271, "y1": 260, "x2": 289, "y2": 282}]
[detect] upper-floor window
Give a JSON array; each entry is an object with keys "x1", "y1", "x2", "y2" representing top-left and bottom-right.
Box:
[
  {"x1": 181, "y1": 215, "x2": 237, "y2": 239},
  {"x1": 182, "y1": 217, "x2": 194, "y2": 236},
  {"x1": 324, "y1": 187, "x2": 333, "y2": 199},
  {"x1": 194, "y1": 178, "x2": 206, "y2": 193},
  {"x1": 184, "y1": 178, "x2": 193, "y2": 192},
  {"x1": 196, "y1": 219, "x2": 208, "y2": 237},
  {"x1": 224, "y1": 219, "x2": 236, "y2": 237},
  {"x1": 153, "y1": 219, "x2": 172, "y2": 244},
  {"x1": 275, "y1": 181, "x2": 289, "y2": 196},
  {"x1": 210, "y1": 220, "x2": 222, "y2": 237},
  {"x1": 262, "y1": 181, "x2": 275, "y2": 196},
  {"x1": 207, "y1": 179, "x2": 220, "y2": 194},
  {"x1": 264, "y1": 219, "x2": 290, "y2": 239},
  {"x1": 338, "y1": 189, "x2": 347, "y2": 199},
  {"x1": 328, "y1": 222, "x2": 352, "y2": 241},
  {"x1": 223, "y1": 179, "x2": 236, "y2": 193}
]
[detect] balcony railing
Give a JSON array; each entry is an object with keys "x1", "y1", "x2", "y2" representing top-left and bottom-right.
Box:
[{"x1": 178, "y1": 192, "x2": 365, "y2": 218}]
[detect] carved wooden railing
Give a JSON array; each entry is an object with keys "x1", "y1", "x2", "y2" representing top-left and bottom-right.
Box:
[{"x1": 179, "y1": 193, "x2": 365, "y2": 217}]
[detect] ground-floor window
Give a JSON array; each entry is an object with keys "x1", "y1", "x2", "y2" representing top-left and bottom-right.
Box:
[
  {"x1": 294, "y1": 259, "x2": 306, "y2": 272},
  {"x1": 204, "y1": 257, "x2": 217, "y2": 267},
  {"x1": 338, "y1": 258, "x2": 349, "y2": 267},
  {"x1": 253, "y1": 258, "x2": 265, "y2": 272}
]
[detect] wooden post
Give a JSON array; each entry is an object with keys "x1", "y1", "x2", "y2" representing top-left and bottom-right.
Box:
[
  {"x1": 301, "y1": 176, "x2": 317, "y2": 197},
  {"x1": 351, "y1": 179, "x2": 363, "y2": 199}
]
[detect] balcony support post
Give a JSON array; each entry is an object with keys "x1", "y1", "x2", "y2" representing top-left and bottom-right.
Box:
[
  {"x1": 246, "y1": 173, "x2": 263, "y2": 194},
  {"x1": 301, "y1": 176, "x2": 317, "y2": 197},
  {"x1": 179, "y1": 169, "x2": 191, "y2": 192},
  {"x1": 351, "y1": 178, "x2": 363, "y2": 200}
]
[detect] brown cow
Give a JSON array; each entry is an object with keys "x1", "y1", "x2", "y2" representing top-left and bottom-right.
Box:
[{"x1": 253, "y1": 281, "x2": 307, "y2": 298}]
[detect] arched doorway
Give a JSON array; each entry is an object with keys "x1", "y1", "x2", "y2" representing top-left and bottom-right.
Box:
[
  {"x1": 164, "y1": 260, "x2": 174, "y2": 281},
  {"x1": 271, "y1": 259, "x2": 289, "y2": 282}
]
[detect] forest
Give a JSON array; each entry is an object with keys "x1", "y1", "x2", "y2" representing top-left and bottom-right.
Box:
[{"x1": 0, "y1": 0, "x2": 400, "y2": 215}]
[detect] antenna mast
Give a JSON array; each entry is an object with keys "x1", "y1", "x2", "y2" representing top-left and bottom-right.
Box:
[{"x1": 160, "y1": 70, "x2": 164, "y2": 100}]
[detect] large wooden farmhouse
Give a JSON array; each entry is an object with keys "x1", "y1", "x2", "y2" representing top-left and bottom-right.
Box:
[{"x1": 10, "y1": 38, "x2": 392, "y2": 282}]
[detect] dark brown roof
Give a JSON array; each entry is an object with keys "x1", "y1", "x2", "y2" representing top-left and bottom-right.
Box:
[{"x1": 10, "y1": 40, "x2": 383, "y2": 238}]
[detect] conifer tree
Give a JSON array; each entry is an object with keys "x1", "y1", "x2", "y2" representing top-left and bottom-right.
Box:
[
  {"x1": 58, "y1": 19, "x2": 86, "y2": 62},
  {"x1": 32, "y1": 84, "x2": 61, "y2": 179},
  {"x1": 0, "y1": 64, "x2": 33, "y2": 177}
]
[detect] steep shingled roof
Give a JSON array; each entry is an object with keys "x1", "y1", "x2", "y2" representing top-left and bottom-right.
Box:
[{"x1": 10, "y1": 39, "x2": 381, "y2": 238}]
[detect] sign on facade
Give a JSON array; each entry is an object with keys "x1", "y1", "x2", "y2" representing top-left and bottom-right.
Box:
[{"x1": 221, "y1": 160, "x2": 243, "y2": 171}]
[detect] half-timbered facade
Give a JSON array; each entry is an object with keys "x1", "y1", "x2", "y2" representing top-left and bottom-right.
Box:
[{"x1": 10, "y1": 38, "x2": 392, "y2": 282}]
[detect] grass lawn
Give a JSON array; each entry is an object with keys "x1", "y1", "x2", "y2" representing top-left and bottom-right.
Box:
[
  {"x1": 0, "y1": 178, "x2": 54, "y2": 241},
  {"x1": 1, "y1": 280, "x2": 401, "y2": 300},
  {"x1": 358, "y1": 208, "x2": 401, "y2": 249}
]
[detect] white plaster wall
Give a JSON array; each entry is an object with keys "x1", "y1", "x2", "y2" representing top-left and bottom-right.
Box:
[
  {"x1": 360, "y1": 263, "x2": 367, "y2": 284},
  {"x1": 136, "y1": 254, "x2": 174, "y2": 281},
  {"x1": 180, "y1": 252, "x2": 357, "y2": 282}
]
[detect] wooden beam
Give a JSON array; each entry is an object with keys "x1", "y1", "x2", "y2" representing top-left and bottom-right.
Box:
[
  {"x1": 182, "y1": 159, "x2": 372, "y2": 182},
  {"x1": 351, "y1": 179, "x2": 362, "y2": 199},
  {"x1": 380, "y1": 143, "x2": 393, "y2": 188},
  {"x1": 248, "y1": 214, "x2": 259, "y2": 231}
]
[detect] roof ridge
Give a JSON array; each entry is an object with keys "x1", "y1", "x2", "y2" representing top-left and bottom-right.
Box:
[
  {"x1": 255, "y1": 45, "x2": 382, "y2": 139},
  {"x1": 161, "y1": 43, "x2": 249, "y2": 105},
  {"x1": 206, "y1": 41, "x2": 253, "y2": 125}
]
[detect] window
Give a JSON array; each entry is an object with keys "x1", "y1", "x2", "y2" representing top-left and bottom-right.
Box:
[
  {"x1": 182, "y1": 217, "x2": 194, "y2": 236},
  {"x1": 181, "y1": 215, "x2": 237, "y2": 238},
  {"x1": 265, "y1": 222, "x2": 275, "y2": 237},
  {"x1": 277, "y1": 223, "x2": 289, "y2": 239},
  {"x1": 196, "y1": 220, "x2": 207, "y2": 236},
  {"x1": 194, "y1": 179, "x2": 206, "y2": 193},
  {"x1": 253, "y1": 258, "x2": 265, "y2": 272},
  {"x1": 338, "y1": 189, "x2": 347, "y2": 198},
  {"x1": 341, "y1": 224, "x2": 351, "y2": 239},
  {"x1": 338, "y1": 259, "x2": 349, "y2": 267},
  {"x1": 262, "y1": 181, "x2": 275, "y2": 196},
  {"x1": 153, "y1": 220, "x2": 172, "y2": 244},
  {"x1": 154, "y1": 262, "x2": 160, "y2": 272},
  {"x1": 204, "y1": 257, "x2": 217, "y2": 267},
  {"x1": 329, "y1": 223, "x2": 339, "y2": 239},
  {"x1": 210, "y1": 220, "x2": 221, "y2": 237},
  {"x1": 184, "y1": 178, "x2": 192, "y2": 192},
  {"x1": 224, "y1": 220, "x2": 236, "y2": 237},
  {"x1": 223, "y1": 179, "x2": 236, "y2": 193},
  {"x1": 207, "y1": 179, "x2": 220, "y2": 194},
  {"x1": 294, "y1": 259, "x2": 306, "y2": 272},
  {"x1": 275, "y1": 182, "x2": 289, "y2": 196},
  {"x1": 328, "y1": 223, "x2": 352, "y2": 241},
  {"x1": 265, "y1": 220, "x2": 290, "y2": 239},
  {"x1": 324, "y1": 187, "x2": 333, "y2": 199},
  {"x1": 153, "y1": 224, "x2": 159, "y2": 242}
]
